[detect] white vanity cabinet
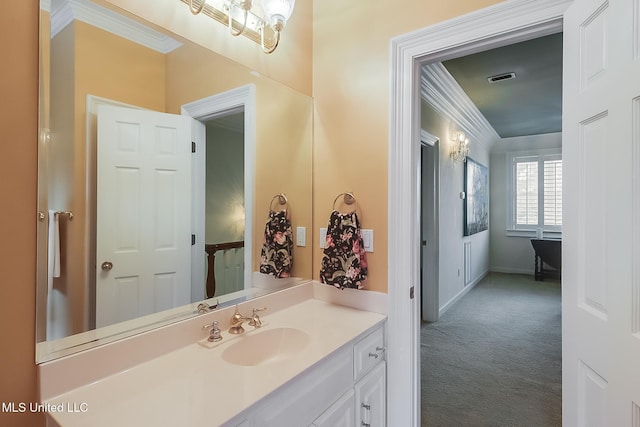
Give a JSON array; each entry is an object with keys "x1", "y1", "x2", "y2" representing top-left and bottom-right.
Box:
[
  {"x1": 224, "y1": 322, "x2": 386, "y2": 427},
  {"x1": 312, "y1": 389, "x2": 356, "y2": 427},
  {"x1": 314, "y1": 325, "x2": 386, "y2": 427}
]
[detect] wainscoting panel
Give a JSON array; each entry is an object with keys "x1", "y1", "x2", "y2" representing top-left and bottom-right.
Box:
[{"x1": 464, "y1": 241, "x2": 471, "y2": 286}]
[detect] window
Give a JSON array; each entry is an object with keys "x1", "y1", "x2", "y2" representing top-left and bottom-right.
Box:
[{"x1": 507, "y1": 149, "x2": 562, "y2": 234}]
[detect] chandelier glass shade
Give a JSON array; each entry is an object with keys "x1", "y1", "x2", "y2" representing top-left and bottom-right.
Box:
[
  {"x1": 183, "y1": 0, "x2": 295, "y2": 53},
  {"x1": 450, "y1": 131, "x2": 470, "y2": 163}
]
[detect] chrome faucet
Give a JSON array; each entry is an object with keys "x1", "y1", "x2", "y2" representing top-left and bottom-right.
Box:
[{"x1": 228, "y1": 305, "x2": 267, "y2": 334}]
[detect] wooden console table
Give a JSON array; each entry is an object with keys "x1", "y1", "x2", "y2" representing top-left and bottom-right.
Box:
[
  {"x1": 204, "y1": 241, "x2": 244, "y2": 298},
  {"x1": 530, "y1": 239, "x2": 562, "y2": 281}
]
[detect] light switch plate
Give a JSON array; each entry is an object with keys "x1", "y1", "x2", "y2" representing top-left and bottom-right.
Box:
[
  {"x1": 296, "y1": 227, "x2": 306, "y2": 247},
  {"x1": 361, "y1": 229, "x2": 374, "y2": 252},
  {"x1": 319, "y1": 228, "x2": 327, "y2": 248}
]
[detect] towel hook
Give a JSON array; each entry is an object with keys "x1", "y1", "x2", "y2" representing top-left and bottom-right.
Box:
[{"x1": 269, "y1": 193, "x2": 288, "y2": 211}]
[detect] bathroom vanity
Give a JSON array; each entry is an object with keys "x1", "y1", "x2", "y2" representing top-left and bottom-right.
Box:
[{"x1": 39, "y1": 282, "x2": 387, "y2": 426}]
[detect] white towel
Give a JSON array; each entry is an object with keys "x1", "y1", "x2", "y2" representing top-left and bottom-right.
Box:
[{"x1": 48, "y1": 211, "x2": 61, "y2": 292}]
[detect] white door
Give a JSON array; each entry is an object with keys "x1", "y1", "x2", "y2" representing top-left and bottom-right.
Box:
[
  {"x1": 96, "y1": 104, "x2": 192, "y2": 327},
  {"x1": 563, "y1": 0, "x2": 640, "y2": 424}
]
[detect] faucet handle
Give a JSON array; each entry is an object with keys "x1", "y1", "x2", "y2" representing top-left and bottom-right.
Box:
[
  {"x1": 249, "y1": 307, "x2": 267, "y2": 327},
  {"x1": 202, "y1": 320, "x2": 223, "y2": 342}
]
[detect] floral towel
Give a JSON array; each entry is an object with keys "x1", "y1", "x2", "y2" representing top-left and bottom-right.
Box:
[
  {"x1": 259, "y1": 210, "x2": 293, "y2": 278},
  {"x1": 320, "y1": 210, "x2": 368, "y2": 290}
]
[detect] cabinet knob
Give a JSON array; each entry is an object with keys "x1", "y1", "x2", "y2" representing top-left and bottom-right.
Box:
[
  {"x1": 101, "y1": 261, "x2": 113, "y2": 271},
  {"x1": 361, "y1": 403, "x2": 371, "y2": 410},
  {"x1": 361, "y1": 423, "x2": 371, "y2": 427},
  {"x1": 368, "y1": 352, "x2": 379, "y2": 359}
]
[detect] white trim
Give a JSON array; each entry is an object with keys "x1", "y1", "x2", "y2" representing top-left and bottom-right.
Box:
[
  {"x1": 420, "y1": 129, "x2": 439, "y2": 146},
  {"x1": 421, "y1": 63, "x2": 500, "y2": 147},
  {"x1": 50, "y1": 0, "x2": 181, "y2": 54},
  {"x1": 388, "y1": 0, "x2": 571, "y2": 424},
  {"x1": 490, "y1": 267, "x2": 534, "y2": 275},
  {"x1": 181, "y1": 84, "x2": 257, "y2": 293}
]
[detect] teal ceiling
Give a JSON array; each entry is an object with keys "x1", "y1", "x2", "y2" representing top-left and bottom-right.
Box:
[{"x1": 441, "y1": 33, "x2": 563, "y2": 138}]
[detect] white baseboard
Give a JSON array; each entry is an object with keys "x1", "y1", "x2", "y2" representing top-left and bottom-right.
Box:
[
  {"x1": 490, "y1": 267, "x2": 534, "y2": 275},
  {"x1": 439, "y1": 270, "x2": 488, "y2": 317}
]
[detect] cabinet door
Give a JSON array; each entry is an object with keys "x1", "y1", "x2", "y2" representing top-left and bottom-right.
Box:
[
  {"x1": 312, "y1": 389, "x2": 355, "y2": 427},
  {"x1": 355, "y1": 363, "x2": 386, "y2": 427},
  {"x1": 252, "y1": 345, "x2": 352, "y2": 426}
]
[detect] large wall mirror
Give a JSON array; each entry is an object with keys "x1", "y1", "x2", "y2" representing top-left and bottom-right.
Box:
[{"x1": 36, "y1": 0, "x2": 313, "y2": 362}]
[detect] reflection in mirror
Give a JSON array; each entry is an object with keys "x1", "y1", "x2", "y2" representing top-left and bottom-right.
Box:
[{"x1": 36, "y1": 0, "x2": 313, "y2": 362}]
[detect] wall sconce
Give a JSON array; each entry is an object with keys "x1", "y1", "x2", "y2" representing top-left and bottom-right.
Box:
[
  {"x1": 450, "y1": 131, "x2": 470, "y2": 163},
  {"x1": 183, "y1": 0, "x2": 295, "y2": 54}
]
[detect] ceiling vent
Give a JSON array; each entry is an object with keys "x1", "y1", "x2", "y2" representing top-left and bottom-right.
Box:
[{"x1": 487, "y1": 72, "x2": 516, "y2": 83}]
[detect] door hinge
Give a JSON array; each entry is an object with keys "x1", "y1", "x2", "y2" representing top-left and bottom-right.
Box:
[
  {"x1": 410, "y1": 286, "x2": 415, "y2": 299},
  {"x1": 191, "y1": 142, "x2": 196, "y2": 153},
  {"x1": 191, "y1": 234, "x2": 196, "y2": 245}
]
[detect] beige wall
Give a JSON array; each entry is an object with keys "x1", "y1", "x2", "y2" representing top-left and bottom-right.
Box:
[
  {"x1": 0, "y1": 3, "x2": 43, "y2": 427},
  {"x1": 312, "y1": 0, "x2": 500, "y2": 292}
]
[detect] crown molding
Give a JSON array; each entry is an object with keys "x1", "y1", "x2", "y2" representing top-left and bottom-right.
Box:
[
  {"x1": 50, "y1": 0, "x2": 181, "y2": 54},
  {"x1": 420, "y1": 129, "x2": 439, "y2": 147},
  {"x1": 421, "y1": 62, "x2": 500, "y2": 147}
]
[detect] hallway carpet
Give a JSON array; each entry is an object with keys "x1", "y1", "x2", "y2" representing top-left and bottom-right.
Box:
[{"x1": 420, "y1": 273, "x2": 562, "y2": 427}]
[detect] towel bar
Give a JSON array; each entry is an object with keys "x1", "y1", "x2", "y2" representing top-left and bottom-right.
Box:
[{"x1": 37, "y1": 211, "x2": 74, "y2": 221}]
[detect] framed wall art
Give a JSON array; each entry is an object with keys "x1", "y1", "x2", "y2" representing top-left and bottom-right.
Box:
[{"x1": 464, "y1": 157, "x2": 489, "y2": 236}]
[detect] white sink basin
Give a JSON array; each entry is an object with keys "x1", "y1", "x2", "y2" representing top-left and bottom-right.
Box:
[{"x1": 222, "y1": 327, "x2": 310, "y2": 366}]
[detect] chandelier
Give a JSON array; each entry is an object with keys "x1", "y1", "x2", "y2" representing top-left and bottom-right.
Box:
[{"x1": 183, "y1": 0, "x2": 295, "y2": 54}]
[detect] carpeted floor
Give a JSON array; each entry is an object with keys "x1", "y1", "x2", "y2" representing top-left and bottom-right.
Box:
[{"x1": 420, "y1": 273, "x2": 562, "y2": 427}]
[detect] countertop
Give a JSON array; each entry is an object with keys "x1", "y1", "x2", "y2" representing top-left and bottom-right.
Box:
[{"x1": 45, "y1": 298, "x2": 386, "y2": 426}]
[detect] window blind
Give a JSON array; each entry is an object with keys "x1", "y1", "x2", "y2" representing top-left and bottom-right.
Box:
[
  {"x1": 543, "y1": 159, "x2": 562, "y2": 226},
  {"x1": 516, "y1": 161, "x2": 538, "y2": 225}
]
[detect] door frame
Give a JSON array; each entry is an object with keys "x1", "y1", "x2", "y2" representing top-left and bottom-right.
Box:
[
  {"x1": 181, "y1": 84, "x2": 256, "y2": 301},
  {"x1": 387, "y1": 0, "x2": 572, "y2": 424}
]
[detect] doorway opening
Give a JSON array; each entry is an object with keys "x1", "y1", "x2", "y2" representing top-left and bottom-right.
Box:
[
  {"x1": 418, "y1": 34, "x2": 563, "y2": 422},
  {"x1": 182, "y1": 84, "x2": 256, "y2": 303},
  {"x1": 387, "y1": 1, "x2": 571, "y2": 424}
]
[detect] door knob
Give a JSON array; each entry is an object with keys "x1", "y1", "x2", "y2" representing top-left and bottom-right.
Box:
[{"x1": 101, "y1": 261, "x2": 113, "y2": 271}]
